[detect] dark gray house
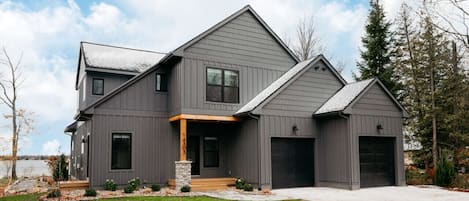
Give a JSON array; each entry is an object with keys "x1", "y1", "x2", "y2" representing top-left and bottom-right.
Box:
[{"x1": 65, "y1": 5, "x2": 408, "y2": 190}]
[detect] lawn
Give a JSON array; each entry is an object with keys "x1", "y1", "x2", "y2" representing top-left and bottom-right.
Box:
[{"x1": 0, "y1": 193, "x2": 44, "y2": 201}]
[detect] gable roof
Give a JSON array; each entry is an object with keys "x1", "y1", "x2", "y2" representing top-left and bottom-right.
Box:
[
  {"x1": 314, "y1": 78, "x2": 409, "y2": 117},
  {"x1": 172, "y1": 5, "x2": 299, "y2": 63},
  {"x1": 75, "y1": 42, "x2": 167, "y2": 89},
  {"x1": 236, "y1": 55, "x2": 347, "y2": 115}
]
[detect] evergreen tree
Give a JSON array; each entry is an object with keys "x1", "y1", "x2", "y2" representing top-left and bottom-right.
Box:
[{"x1": 356, "y1": 0, "x2": 400, "y2": 97}]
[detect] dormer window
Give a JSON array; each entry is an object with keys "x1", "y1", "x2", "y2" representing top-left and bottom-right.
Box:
[
  {"x1": 155, "y1": 73, "x2": 167, "y2": 92},
  {"x1": 206, "y1": 67, "x2": 239, "y2": 103},
  {"x1": 92, "y1": 78, "x2": 104, "y2": 95}
]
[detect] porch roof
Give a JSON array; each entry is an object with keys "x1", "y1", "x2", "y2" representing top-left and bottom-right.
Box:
[{"x1": 169, "y1": 114, "x2": 240, "y2": 122}]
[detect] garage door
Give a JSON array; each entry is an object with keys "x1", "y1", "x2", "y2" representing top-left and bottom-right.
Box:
[
  {"x1": 271, "y1": 138, "x2": 314, "y2": 189},
  {"x1": 359, "y1": 137, "x2": 395, "y2": 187}
]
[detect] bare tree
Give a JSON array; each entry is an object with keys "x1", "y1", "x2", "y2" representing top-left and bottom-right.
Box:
[
  {"x1": 424, "y1": 0, "x2": 469, "y2": 49},
  {"x1": 287, "y1": 15, "x2": 325, "y2": 61},
  {"x1": 0, "y1": 48, "x2": 33, "y2": 180}
]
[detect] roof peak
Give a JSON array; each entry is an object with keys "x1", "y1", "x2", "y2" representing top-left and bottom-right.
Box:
[{"x1": 81, "y1": 41, "x2": 166, "y2": 55}]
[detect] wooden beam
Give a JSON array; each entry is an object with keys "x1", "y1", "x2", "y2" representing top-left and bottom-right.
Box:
[
  {"x1": 169, "y1": 114, "x2": 240, "y2": 122},
  {"x1": 179, "y1": 118, "x2": 187, "y2": 161}
]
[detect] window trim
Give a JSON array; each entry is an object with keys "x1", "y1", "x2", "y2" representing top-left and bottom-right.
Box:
[
  {"x1": 206, "y1": 67, "x2": 239, "y2": 103},
  {"x1": 203, "y1": 136, "x2": 219, "y2": 168},
  {"x1": 155, "y1": 73, "x2": 168, "y2": 92},
  {"x1": 92, "y1": 78, "x2": 104, "y2": 95},
  {"x1": 110, "y1": 132, "x2": 133, "y2": 171}
]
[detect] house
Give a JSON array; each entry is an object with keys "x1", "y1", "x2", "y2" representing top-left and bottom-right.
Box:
[{"x1": 65, "y1": 5, "x2": 408, "y2": 190}]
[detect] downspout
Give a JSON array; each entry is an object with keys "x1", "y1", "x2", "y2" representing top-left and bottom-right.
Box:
[
  {"x1": 247, "y1": 112, "x2": 262, "y2": 189},
  {"x1": 339, "y1": 111, "x2": 354, "y2": 189}
]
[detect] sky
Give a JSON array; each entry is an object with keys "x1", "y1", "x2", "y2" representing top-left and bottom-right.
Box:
[{"x1": 0, "y1": 0, "x2": 408, "y2": 155}]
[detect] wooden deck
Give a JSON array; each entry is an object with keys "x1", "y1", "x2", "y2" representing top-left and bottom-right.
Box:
[
  {"x1": 168, "y1": 177, "x2": 236, "y2": 191},
  {"x1": 58, "y1": 180, "x2": 89, "y2": 190}
]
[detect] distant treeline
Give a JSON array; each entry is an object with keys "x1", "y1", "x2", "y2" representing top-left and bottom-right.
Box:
[{"x1": 0, "y1": 155, "x2": 64, "y2": 160}]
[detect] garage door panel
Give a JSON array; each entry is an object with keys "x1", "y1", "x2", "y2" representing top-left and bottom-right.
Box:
[
  {"x1": 359, "y1": 137, "x2": 395, "y2": 188},
  {"x1": 272, "y1": 138, "x2": 314, "y2": 189}
]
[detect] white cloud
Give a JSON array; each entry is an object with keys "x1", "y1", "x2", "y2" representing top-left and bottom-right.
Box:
[{"x1": 41, "y1": 139, "x2": 61, "y2": 155}]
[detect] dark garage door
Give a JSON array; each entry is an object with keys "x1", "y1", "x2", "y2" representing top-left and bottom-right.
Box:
[
  {"x1": 359, "y1": 137, "x2": 395, "y2": 187},
  {"x1": 271, "y1": 138, "x2": 314, "y2": 189}
]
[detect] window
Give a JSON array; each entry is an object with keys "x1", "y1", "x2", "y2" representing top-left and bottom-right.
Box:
[
  {"x1": 111, "y1": 133, "x2": 132, "y2": 170},
  {"x1": 92, "y1": 78, "x2": 104, "y2": 95},
  {"x1": 155, "y1": 73, "x2": 167, "y2": 92},
  {"x1": 203, "y1": 137, "x2": 219, "y2": 167},
  {"x1": 206, "y1": 68, "x2": 239, "y2": 103}
]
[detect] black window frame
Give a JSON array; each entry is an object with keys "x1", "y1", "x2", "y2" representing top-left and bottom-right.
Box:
[
  {"x1": 206, "y1": 67, "x2": 239, "y2": 103},
  {"x1": 111, "y1": 133, "x2": 132, "y2": 170},
  {"x1": 155, "y1": 73, "x2": 168, "y2": 92},
  {"x1": 203, "y1": 137, "x2": 219, "y2": 168},
  {"x1": 92, "y1": 78, "x2": 104, "y2": 95}
]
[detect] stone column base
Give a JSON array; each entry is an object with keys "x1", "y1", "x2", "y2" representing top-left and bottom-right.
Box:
[{"x1": 175, "y1": 160, "x2": 191, "y2": 191}]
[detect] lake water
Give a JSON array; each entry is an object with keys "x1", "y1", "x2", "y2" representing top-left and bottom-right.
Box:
[{"x1": 0, "y1": 160, "x2": 51, "y2": 177}]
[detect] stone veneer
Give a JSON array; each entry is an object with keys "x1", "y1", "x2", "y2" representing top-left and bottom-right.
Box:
[{"x1": 175, "y1": 160, "x2": 191, "y2": 191}]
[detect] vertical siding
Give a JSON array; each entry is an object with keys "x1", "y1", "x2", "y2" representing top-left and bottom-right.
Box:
[
  {"x1": 98, "y1": 71, "x2": 167, "y2": 112},
  {"x1": 168, "y1": 60, "x2": 182, "y2": 116},
  {"x1": 90, "y1": 114, "x2": 177, "y2": 187},
  {"x1": 258, "y1": 115, "x2": 317, "y2": 188},
  {"x1": 83, "y1": 72, "x2": 133, "y2": 110},
  {"x1": 261, "y1": 61, "x2": 344, "y2": 117},
  {"x1": 227, "y1": 118, "x2": 259, "y2": 185},
  {"x1": 316, "y1": 117, "x2": 350, "y2": 188},
  {"x1": 178, "y1": 10, "x2": 298, "y2": 116},
  {"x1": 70, "y1": 120, "x2": 91, "y2": 180},
  {"x1": 350, "y1": 84, "x2": 402, "y2": 117}
]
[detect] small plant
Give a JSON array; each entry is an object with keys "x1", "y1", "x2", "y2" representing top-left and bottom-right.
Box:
[
  {"x1": 104, "y1": 179, "x2": 117, "y2": 191},
  {"x1": 235, "y1": 178, "x2": 246, "y2": 189},
  {"x1": 180, "y1": 185, "x2": 191, "y2": 192},
  {"x1": 84, "y1": 188, "x2": 97, "y2": 197},
  {"x1": 243, "y1": 183, "x2": 254, "y2": 191},
  {"x1": 128, "y1": 177, "x2": 141, "y2": 190},
  {"x1": 124, "y1": 184, "x2": 134, "y2": 193},
  {"x1": 151, "y1": 184, "x2": 161, "y2": 192},
  {"x1": 436, "y1": 150, "x2": 456, "y2": 187},
  {"x1": 47, "y1": 189, "x2": 61, "y2": 198}
]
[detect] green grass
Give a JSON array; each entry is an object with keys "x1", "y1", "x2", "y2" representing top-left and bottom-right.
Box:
[
  {"x1": 100, "y1": 196, "x2": 227, "y2": 201},
  {"x1": 0, "y1": 193, "x2": 44, "y2": 201}
]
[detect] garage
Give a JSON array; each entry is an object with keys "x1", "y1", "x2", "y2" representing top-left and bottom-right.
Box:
[
  {"x1": 271, "y1": 138, "x2": 314, "y2": 189},
  {"x1": 359, "y1": 136, "x2": 395, "y2": 187}
]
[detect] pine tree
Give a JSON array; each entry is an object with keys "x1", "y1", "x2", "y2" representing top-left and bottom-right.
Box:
[{"x1": 355, "y1": 0, "x2": 400, "y2": 97}]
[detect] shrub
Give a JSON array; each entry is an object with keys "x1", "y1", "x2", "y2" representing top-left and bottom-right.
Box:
[
  {"x1": 235, "y1": 178, "x2": 246, "y2": 189},
  {"x1": 104, "y1": 179, "x2": 117, "y2": 191},
  {"x1": 84, "y1": 188, "x2": 97, "y2": 197},
  {"x1": 128, "y1": 177, "x2": 141, "y2": 190},
  {"x1": 124, "y1": 184, "x2": 134, "y2": 193},
  {"x1": 436, "y1": 150, "x2": 456, "y2": 187},
  {"x1": 405, "y1": 167, "x2": 432, "y2": 185},
  {"x1": 51, "y1": 154, "x2": 68, "y2": 181},
  {"x1": 180, "y1": 185, "x2": 191, "y2": 192},
  {"x1": 451, "y1": 174, "x2": 469, "y2": 189},
  {"x1": 243, "y1": 184, "x2": 253, "y2": 191},
  {"x1": 47, "y1": 189, "x2": 61, "y2": 198},
  {"x1": 151, "y1": 184, "x2": 161, "y2": 192}
]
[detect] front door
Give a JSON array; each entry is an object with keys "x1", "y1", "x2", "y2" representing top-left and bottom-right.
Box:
[{"x1": 187, "y1": 136, "x2": 200, "y2": 175}]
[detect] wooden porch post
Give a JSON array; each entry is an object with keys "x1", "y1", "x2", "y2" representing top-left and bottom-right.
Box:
[{"x1": 180, "y1": 118, "x2": 187, "y2": 161}]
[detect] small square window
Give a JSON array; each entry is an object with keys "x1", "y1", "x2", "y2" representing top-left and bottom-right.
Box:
[
  {"x1": 206, "y1": 68, "x2": 239, "y2": 103},
  {"x1": 92, "y1": 78, "x2": 104, "y2": 95},
  {"x1": 155, "y1": 73, "x2": 168, "y2": 92}
]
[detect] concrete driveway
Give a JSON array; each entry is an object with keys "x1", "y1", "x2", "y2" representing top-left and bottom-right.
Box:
[{"x1": 272, "y1": 186, "x2": 469, "y2": 201}]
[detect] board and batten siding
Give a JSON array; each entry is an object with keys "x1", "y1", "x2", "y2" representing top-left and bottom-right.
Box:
[
  {"x1": 261, "y1": 61, "x2": 344, "y2": 117},
  {"x1": 227, "y1": 118, "x2": 259, "y2": 185},
  {"x1": 89, "y1": 114, "x2": 177, "y2": 187},
  {"x1": 258, "y1": 115, "x2": 318, "y2": 189},
  {"x1": 71, "y1": 120, "x2": 91, "y2": 180},
  {"x1": 316, "y1": 117, "x2": 351, "y2": 189},
  {"x1": 177, "y1": 10, "x2": 297, "y2": 116},
  {"x1": 348, "y1": 82, "x2": 406, "y2": 188}
]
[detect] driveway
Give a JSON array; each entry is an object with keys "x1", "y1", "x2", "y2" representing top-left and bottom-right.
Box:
[{"x1": 272, "y1": 186, "x2": 469, "y2": 201}]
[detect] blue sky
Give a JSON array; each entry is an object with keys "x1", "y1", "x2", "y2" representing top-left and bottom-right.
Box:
[{"x1": 0, "y1": 0, "x2": 406, "y2": 155}]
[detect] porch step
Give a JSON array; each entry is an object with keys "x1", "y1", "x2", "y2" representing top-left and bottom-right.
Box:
[{"x1": 168, "y1": 177, "x2": 236, "y2": 191}]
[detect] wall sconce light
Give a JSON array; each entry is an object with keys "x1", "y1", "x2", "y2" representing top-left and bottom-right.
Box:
[
  {"x1": 292, "y1": 125, "x2": 299, "y2": 133},
  {"x1": 314, "y1": 66, "x2": 320, "y2": 70},
  {"x1": 377, "y1": 124, "x2": 383, "y2": 130}
]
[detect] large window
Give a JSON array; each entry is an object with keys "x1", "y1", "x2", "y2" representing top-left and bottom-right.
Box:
[
  {"x1": 111, "y1": 133, "x2": 132, "y2": 170},
  {"x1": 155, "y1": 73, "x2": 167, "y2": 92},
  {"x1": 92, "y1": 78, "x2": 104, "y2": 95},
  {"x1": 203, "y1": 137, "x2": 219, "y2": 167},
  {"x1": 206, "y1": 68, "x2": 239, "y2": 103}
]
